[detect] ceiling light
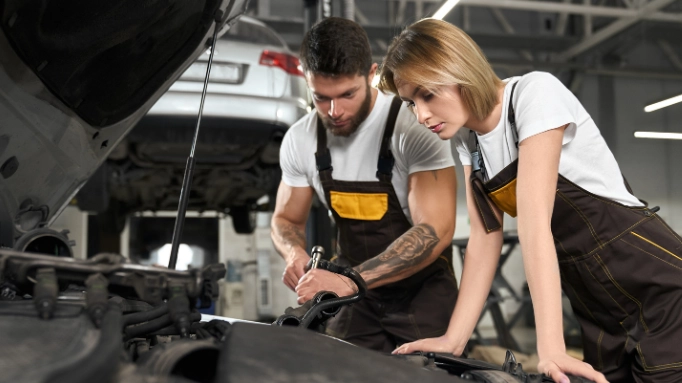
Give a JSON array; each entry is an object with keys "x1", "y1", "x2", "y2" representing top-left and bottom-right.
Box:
[
  {"x1": 634, "y1": 131, "x2": 682, "y2": 140},
  {"x1": 644, "y1": 93, "x2": 682, "y2": 112},
  {"x1": 433, "y1": 0, "x2": 461, "y2": 20}
]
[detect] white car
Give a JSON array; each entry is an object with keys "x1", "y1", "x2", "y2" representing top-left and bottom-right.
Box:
[{"x1": 83, "y1": 16, "x2": 311, "y2": 234}]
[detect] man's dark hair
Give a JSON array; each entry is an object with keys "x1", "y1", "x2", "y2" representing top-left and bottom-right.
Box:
[{"x1": 300, "y1": 17, "x2": 373, "y2": 77}]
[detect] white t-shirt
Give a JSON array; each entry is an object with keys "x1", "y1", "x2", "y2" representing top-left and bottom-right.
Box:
[
  {"x1": 454, "y1": 71, "x2": 642, "y2": 207},
  {"x1": 281, "y1": 90, "x2": 455, "y2": 222}
]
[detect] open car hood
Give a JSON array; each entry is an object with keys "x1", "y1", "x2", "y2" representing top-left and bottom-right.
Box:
[{"x1": 0, "y1": 0, "x2": 249, "y2": 246}]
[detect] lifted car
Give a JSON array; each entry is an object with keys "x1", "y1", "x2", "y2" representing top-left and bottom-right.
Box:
[{"x1": 77, "y1": 16, "x2": 310, "y2": 235}]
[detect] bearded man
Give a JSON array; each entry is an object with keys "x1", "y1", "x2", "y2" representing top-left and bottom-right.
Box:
[{"x1": 271, "y1": 17, "x2": 459, "y2": 352}]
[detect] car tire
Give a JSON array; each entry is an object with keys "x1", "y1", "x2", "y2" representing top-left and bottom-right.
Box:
[{"x1": 231, "y1": 206, "x2": 256, "y2": 234}]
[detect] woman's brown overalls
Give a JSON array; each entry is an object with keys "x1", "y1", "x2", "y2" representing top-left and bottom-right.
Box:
[
  {"x1": 470, "y1": 82, "x2": 682, "y2": 382},
  {"x1": 315, "y1": 97, "x2": 459, "y2": 353}
]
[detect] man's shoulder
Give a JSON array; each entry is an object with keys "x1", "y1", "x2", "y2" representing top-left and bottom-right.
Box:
[
  {"x1": 287, "y1": 110, "x2": 318, "y2": 138},
  {"x1": 281, "y1": 111, "x2": 318, "y2": 165}
]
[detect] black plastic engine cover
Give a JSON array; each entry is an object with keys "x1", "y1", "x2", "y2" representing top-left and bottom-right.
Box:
[{"x1": 217, "y1": 322, "x2": 467, "y2": 383}]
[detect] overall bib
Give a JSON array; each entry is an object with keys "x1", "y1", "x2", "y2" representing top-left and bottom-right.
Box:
[
  {"x1": 315, "y1": 97, "x2": 459, "y2": 353},
  {"x1": 470, "y1": 83, "x2": 682, "y2": 382}
]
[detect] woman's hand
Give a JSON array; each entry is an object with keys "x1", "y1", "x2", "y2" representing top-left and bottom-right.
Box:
[
  {"x1": 391, "y1": 335, "x2": 461, "y2": 355},
  {"x1": 538, "y1": 352, "x2": 608, "y2": 383}
]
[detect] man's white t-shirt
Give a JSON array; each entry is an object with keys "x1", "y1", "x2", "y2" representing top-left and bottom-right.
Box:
[
  {"x1": 280, "y1": 90, "x2": 455, "y2": 222},
  {"x1": 454, "y1": 71, "x2": 642, "y2": 207}
]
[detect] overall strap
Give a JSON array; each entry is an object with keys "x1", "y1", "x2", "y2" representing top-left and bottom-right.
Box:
[
  {"x1": 468, "y1": 81, "x2": 519, "y2": 232},
  {"x1": 376, "y1": 97, "x2": 402, "y2": 180},
  {"x1": 507, "y1": 81, "x2": 519, "y2": 148},
  {"x1": 469, "y1": 81, "x2": 519, "y2": 182},
  {"x1": 315, "y1": 116, "x2": 332, "y2": 173}
]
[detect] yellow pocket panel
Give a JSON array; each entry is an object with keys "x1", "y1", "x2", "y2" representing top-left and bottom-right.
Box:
[
  {"x1": 330, "y1": 191, "x2": 388, "y2": 221},
  {"x1": 489, "y1": 178, "x2": 518, "y2": 217}
]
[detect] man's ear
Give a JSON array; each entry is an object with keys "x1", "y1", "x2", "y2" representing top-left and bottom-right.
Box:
[{"x1": 367, "y1": 63, "x2": 379, "y2": 85}]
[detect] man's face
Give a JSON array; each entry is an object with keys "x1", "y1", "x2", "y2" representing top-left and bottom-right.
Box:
[{"x1": 305, "y1": 71, "x2": 374, "y2": 137}]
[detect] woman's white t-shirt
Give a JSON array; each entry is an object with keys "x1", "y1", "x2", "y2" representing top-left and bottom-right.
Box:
[{"x1": 454, "y1": 71, "x2": 642, "y2": 207}]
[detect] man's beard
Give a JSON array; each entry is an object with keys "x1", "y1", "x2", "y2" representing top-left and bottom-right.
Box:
[{"x1": 320, "y1": 85, "x2": 372, "y2": 137}]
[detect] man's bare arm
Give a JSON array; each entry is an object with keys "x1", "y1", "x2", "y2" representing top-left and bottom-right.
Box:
[
  {"x1": 355, "y1": 223, "x2": 440, "y2": 286},
  {"x1": 271, "y1": 181, "x2": 314, "y2": 290},
  {"x1": 354, "y1": 166, "x2": 457, "y2": 288},
  {"x1": 272, "y1": 220, "x2": 306, "y2": 251}
]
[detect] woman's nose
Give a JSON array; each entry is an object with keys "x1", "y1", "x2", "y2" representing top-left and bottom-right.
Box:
[{"x1": 415, "y1": 105, "x2": 430, "y2": 125}]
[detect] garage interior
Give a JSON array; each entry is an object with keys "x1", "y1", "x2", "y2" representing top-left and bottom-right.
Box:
[{"x1": 2, "y1": 0, "x2": 682, "y2": 382}]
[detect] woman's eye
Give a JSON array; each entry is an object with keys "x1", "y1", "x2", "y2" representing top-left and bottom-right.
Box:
[{"x1": 423, "y1": 93, "x2": 433, "y2": 101}]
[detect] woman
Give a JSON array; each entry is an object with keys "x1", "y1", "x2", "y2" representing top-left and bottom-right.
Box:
[{"x1": 377, "y1": 18, "x2": 682, "y2": 383}]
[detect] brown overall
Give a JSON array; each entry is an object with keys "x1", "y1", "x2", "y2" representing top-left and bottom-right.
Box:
[
  {"x1": 470, "y1": 83, "x2": 682, "y2": 382},
  {"x1": 315, "y1": 97, "x2": 459, "y2": 353}
]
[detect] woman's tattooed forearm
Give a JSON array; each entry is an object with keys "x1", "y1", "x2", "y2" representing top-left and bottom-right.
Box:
[{"x1": 355, "y1": 223, "x2": 440, "y2": 286}]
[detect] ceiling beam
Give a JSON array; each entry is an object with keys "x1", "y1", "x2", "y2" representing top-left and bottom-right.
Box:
[
  {"x1": 488, "y1": 58, "x2": 682, "y2": 80},
  {"x1": 264, "y1": 17, "x2": 577, "y2": 51},
  {"x1": 657, "y1": 40, "x2": 682, "y2": 72},
  {"x1": 489, "y1": 8, "x2": 533, "y2": 61},
  {"x1": 378, "y1": 0, "x2": 682, "y2": 22},
  {"x1": 555, "y1": 0, "x2": 677, "y2": 61}
]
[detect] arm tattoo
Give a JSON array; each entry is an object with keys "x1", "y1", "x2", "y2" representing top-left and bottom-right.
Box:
[
  {"x1": 355, "y1": 223, "x2": 440, "y2": 286},
  {"x1": 275, "y1": 221, "x2": 306, "y2": 252}
]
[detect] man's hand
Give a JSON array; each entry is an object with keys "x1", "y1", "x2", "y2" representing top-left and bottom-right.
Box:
[
  {"x1": 295, "y1": 269, "x2": 356, "y2": 304},
  {"x1": 282, "y1": 250, "x2": 310, "y2": 291}
]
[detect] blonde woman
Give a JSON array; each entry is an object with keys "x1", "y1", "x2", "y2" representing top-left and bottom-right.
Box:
[{"x1": 378, "y1": 18, "x2": 682, "y2": 383}]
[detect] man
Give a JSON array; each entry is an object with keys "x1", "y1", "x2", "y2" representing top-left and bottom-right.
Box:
[{"x1": 271, "y1": 17, "x2": 459, "y2": 352}]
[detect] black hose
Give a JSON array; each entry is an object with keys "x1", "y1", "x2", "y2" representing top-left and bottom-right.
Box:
[
  {"x1": 125, "y1": 314, "x2": 173, "y2": 340},
  {"x1": 273, "y1": 314, "x2": 302, "y2": 327},
  {"x1": 298, "y1": 260, "x2": 366, "y2": 329},
  {"x1": 122, "y1": 303, "x2": 169, "y2": 327},
  {"x1": 315, "y1": 291, "x2": 342, "y2": 317},
  {"x1": 124, "y1": 312, "x2": 202, "y2": 340}
]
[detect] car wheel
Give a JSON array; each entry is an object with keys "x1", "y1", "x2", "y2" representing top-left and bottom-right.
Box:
[{"x1": 230, "y1": 206, "x2": 256, "y2": 234}]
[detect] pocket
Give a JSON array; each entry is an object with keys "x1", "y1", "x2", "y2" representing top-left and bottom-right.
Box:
[
  {"x1": 488, "y1": 178, "x2": 518, "y2": 217},
  {"x1": 330, "y1": 191, "x2": 388, "y2": 221},
  {"x1": 627, "y1": 230, "x2": 682, "y2": 269},
  {"x1": 615, "y1": 223, "x2": 682, "y2": 371}
]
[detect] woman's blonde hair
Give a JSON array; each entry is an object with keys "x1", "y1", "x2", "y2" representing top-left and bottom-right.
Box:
[{"x1": 378, "y1": 18, "x2": 503, "y2": 121}]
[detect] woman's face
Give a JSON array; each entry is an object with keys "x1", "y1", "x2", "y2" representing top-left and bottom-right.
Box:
[{"x1": 396, "y1": 79, "x2": 470, "y2": 140}]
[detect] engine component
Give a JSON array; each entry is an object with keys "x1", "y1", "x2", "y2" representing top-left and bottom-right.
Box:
[{"x1": 13, "y1": 227, "x2": 75, "y2": 258}]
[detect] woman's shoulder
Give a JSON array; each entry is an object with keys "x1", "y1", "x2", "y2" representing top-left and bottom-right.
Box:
[{"x1": 515, "y1": 71, "x2": 567, "y2": 92}]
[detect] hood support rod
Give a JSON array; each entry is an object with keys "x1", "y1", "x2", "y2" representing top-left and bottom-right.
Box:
[{"x1": 168, "y1": 15, "x2": 221, "y2": 270}]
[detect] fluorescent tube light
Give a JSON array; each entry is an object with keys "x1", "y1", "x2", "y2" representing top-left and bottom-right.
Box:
[
  {"x1": 433, "y1": 0, "x2": 461, "y2": 20},
  {"x1": 634, "y1": 131, "x2": 682, "y2": 140},
  {"x1": 644, "y1": 93, "x2": 682, "y2": 112}
]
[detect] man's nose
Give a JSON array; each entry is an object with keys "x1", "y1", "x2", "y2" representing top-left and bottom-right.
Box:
[{"x1": 328, "y1": 99, "x2": 343, "y2": 119}]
